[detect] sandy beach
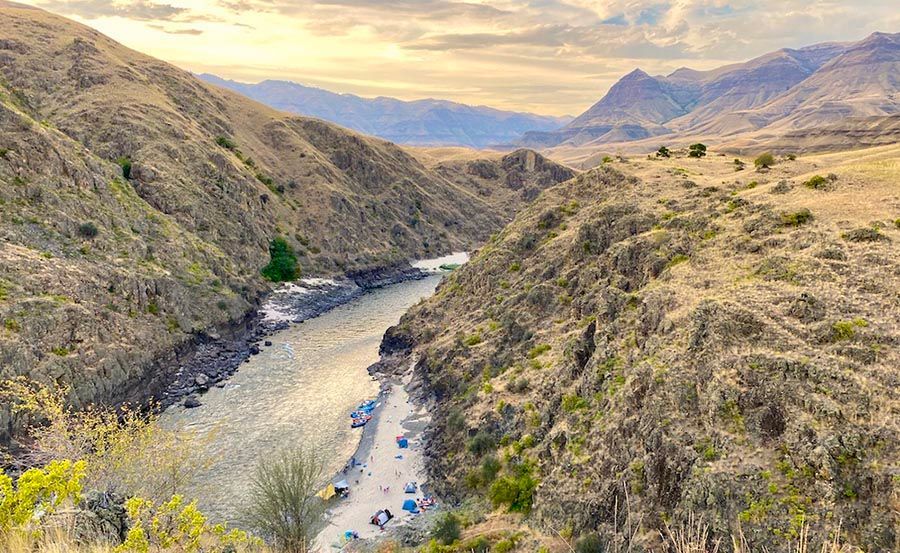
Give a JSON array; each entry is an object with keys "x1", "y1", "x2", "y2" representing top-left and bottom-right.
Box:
[{"x1": 313, "y1": 375, "x2": 432, "y2": 551}]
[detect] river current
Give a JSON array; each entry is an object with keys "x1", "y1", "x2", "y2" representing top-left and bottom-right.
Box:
[{"x1": 159, "y1": 253, "x2": 466, "y2": 523}]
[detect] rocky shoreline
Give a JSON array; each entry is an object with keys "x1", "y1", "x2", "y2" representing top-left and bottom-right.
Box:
[{"x1": 154, "y1": 263, "x2": 429, "y2": 410}]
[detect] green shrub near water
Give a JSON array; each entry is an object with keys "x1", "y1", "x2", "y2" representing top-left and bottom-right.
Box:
[
  {"x1": 488, "y1": 462, "x2": 537, "y2": 513},
  {"x1": 261, "y1": 237, "x2": 300, "y2": 282},
  {"x1": 431, "y1": 512, "x2": 462, "y2": 545}
]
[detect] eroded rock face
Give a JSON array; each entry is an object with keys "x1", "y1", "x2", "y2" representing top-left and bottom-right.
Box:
[{"x1": 390, "y1": 164, "x2": 899, "y2": 551}]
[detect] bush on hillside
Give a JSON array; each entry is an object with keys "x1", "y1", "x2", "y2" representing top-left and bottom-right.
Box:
[
  {"x1": 656, "y1": 146, "x2": 671, "y2": 158},
  {"x1": 78, "y1": 222, "x2": 99, "y2": 238},
  {"x1": 754, "y1": 152, "x2": 776, "y2": 170},
  {"x1": 431, "y1": 512, "x2": 462, "y2": 545},
  {"x1": 116, "y1": 156, "x2": 132, "y2": 179},
  {"x1": 688, "y1": 143, "x2": 707, "y2": 158},
  {"x1": 261, "y1": 237, "x2": 300, "y2": 282}
]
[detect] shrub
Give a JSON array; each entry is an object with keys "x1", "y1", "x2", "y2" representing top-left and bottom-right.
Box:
[
  {"x1": 463, "y1": 333, "x2": 483, "y2": 346},
  {"x1": 77, "y1": 221, "x2": 99, "y2": 238},
  {"x1": 528, "y1": 344, "x2": 551, "y2": 358},
  {"x1": 843, "y1": 227, "x2": 886, "y2": 242},
  {"x1": 575, "y1": 533, "x2": 605, "y2": 553},
  {"x1": 561, "y1": 394, "x2": 587, "y2": 412},
  {"x1": 246, "y1": 448, "x2": 324, "y2": 552},
  {"x1": 116, "y1": 156, "x2": 132, "y2": 179},
  {"x1": 734, "y1": 159, "x2": 746, "y2": 171},
  {"x1": 688, "y1": 143, "x2": 707, "y2": 158},
  {"x1": 488, "y1": 462, "x2": 537, "y2": 513},
  {"x1": 468, "y1": 431, "x2": 496, "y2": 456},
  {"x1": 431, "y1": 512, "x2": 461, "y2": 545},
  {"x1": 831, "y1": 318, "x2": 867, "y2": 342},
  {"x1": 802, "y1": 175, "x2": 829, "y2": 189},
  {"x1": 0, "y1": 378, "x2": 214, "y2": 503},
  {"x1": 215, "y1": 136, "x2": 237, "y2": 150},
  {"x1": 754, "y1": 152, "x2": 775, "y2": 170},
  {"x1": 656, "y1": 146, "x2": 670, "y2": 158},
  {"x1": 780, "y1": 209, "x2": 813, "y2": 226},
  {"x1": 261, "y1": 237, "x2": 301, "y2": 282},
  {"x1": 0, "y1": 459, "x2": 85, "y2": 538}
]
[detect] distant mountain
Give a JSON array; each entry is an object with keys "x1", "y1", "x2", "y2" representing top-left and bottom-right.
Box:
[
  {"x1": 522, "y1": 32, "x2": 898, "y2": 150},
  {"x1": 199, "y1": 74, "x2": 571, "y2": 148}
]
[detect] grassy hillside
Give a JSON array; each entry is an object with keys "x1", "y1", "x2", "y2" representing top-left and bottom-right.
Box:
[
  {"x1": 388, "y1": 146, "x2": 900, "y2": 551},
  {"x1": 0, "y1": 2, "x2": 573, "y2": 443}
]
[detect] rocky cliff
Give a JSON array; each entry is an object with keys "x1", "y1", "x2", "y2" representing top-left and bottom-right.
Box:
[{"x1": 387, "y1": 148, "x2": 900, "y2": 551}]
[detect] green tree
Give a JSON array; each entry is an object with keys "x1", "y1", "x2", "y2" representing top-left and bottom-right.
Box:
[
  {"x1": 245, "y1": 448, "x2": 324, "y2": 552},
  {"x1": 688, "y1": 143, "x2": 707, "y2": 158},
  {"x1": 656, "y1": 146, "x2": 671, "y2": 158},
  {"x1": 261, "y1": 237, "x2": 300, "y2": 282},
  {"x1": 754, "y1": 152, "x2": 776, "y2": 170},
  {"x1": 116, "y1": 156, "x2": 132, "y2": 179}
]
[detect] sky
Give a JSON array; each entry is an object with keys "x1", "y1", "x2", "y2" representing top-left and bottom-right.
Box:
[{"x1": 19, "y1": 0, "x2": 900, "y2": 116}]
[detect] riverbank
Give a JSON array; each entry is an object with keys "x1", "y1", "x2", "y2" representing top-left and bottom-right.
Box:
[
  {"x1": 155, "y1": 263, "x2": 431, "y2": 410},
  {"x1": 313, "y1": 371, "x2": 433, "y2": 552}
]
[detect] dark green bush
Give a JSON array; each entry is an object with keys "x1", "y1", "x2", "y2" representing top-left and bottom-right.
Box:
[
  {"x1": 575, "y1": 533, "x2": 605, "y2": 553},
  {"x1": 261, "y1": 237, "x2": 301, "y2": 282},
  {"x1": 116, "y1": 156, "x2": 132, "y2": 179},
  {"x1": 77, "y1": 222, "x2": 99, "y2": 238},
  {"x1": 688, "y1": 143, "x2": 707, "y2": 158},
  {"x1": 656, "y1": 146, "x2": 670, "y2": 158},
  {"x1": 467, "y1": 431, "x2": 496, "y2": 457},
  {"x1": 215, "y1": 136, "x2": 237, "y2": 150},
  {"x1": 431, "y1": 512, "x2": 461, "y2": 545}
]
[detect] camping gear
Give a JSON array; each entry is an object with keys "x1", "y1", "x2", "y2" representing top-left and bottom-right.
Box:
[
  {"x1": 334, "y1": 480, "x2": 350, "y2": 497},
  {"x1": 404, "y1": 482, "x2": 417, "y2": 493},
  {"x1": 316, "y1": 483, "x2": 336, "y2": 501},
  {"x1": 351, "y1": 415, "x2": 372, "y2": 428},
  {"x1": 401, "y1": 499, "x2": 418, "y2": 513},
  {"x1": 357, "y1": 400, "x2": 376, "y2": 412},
  {"x1": 397, "y1": 437, "x2": 408, "y2": 448},
  {"x1": 343, "y1": 530, "x2": 358, "y2": 541},
  {"x1": 369, "y1": 509, "x2": 393, "y2": 527}
]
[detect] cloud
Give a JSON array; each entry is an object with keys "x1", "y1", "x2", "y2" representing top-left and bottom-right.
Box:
[
  {"x1": 36, "y1": 0, "x2": 187, "y2": 20},
  {"x1": 148, "y1": 23, "x2": 203, "y2": 34},
  {"x1": 22, "y1": 0, "x2": 900, "y2": 115}
]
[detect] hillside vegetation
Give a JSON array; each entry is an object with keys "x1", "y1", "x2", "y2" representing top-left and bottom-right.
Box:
[
  {"x1": 387, "y1": 146, "x2": 900, "y2": 551},
  {"x1": 0, "y1": 2, "x2": 573, "y2": 444}
]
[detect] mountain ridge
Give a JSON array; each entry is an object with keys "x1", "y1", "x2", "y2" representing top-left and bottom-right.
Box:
[
  {"x1": 199, "y1": 73, "x2": 571, "y2": 148},
  {"x1": 522, "y1": 32, "x2": 898, "y2": 151}
]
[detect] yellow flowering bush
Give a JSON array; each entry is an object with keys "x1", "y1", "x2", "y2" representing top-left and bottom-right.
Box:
[
  {"x1": 0, "y1": 459, "x2": 86, "y2": 537},
  {"x1": 116, "y1": 494, "x2": 262, "y2": 553}
]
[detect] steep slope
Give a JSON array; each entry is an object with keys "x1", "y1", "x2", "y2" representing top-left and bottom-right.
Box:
[
  {"x1": 0, "y1": 2, "x2": 570, "y2": 443},
  {"x1": 521, "y1": 69, "x2": 685, "y2": 147},
  {"x1": 746, "y1": 32, "x2": 900, "y2": 132},
  {"x1": 669, "y1": 44, "x2": 848, "y2": 132},
  {"x1": 425, "y1": 149, "x2": 577, "y2": 209},
  {"x1": 199, "y1": 74, "x2": 570, "y2": 148},
  {"x1": 384, "y1": 150, "x2": 900, "y2": 551}
]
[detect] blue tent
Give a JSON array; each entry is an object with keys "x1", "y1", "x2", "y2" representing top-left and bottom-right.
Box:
[
  {"x1": 404, "y1": 482, "x2": 417, "y2": 493},
  {"x1": 402, "y1": 499, "x2": 418, "y2": 513},
  {"x1": 397, "y1": 438, "x2": 408, "y2": 448}
]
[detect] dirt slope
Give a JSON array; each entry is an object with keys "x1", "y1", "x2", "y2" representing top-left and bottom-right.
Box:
[{"x1": 386, "y1": 146, "x2": 900, "y2": 551}]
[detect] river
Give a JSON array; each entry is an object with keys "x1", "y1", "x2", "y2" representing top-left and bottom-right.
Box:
[{"x1": 158, "y1": 253, "x2": 466, "y2": 523}]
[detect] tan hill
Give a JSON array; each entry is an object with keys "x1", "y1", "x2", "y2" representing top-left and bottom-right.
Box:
[
  {"x1": 382, "y1": 145, "x2": 900, "y2": 551},
  {"x1": 0, "y1": 1, "x2": 572, "y2": 442}
]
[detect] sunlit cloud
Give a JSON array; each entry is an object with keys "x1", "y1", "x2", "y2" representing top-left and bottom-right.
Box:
[{"x1": 19, "y1": 0, "x2": 900, "y2": 115}]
